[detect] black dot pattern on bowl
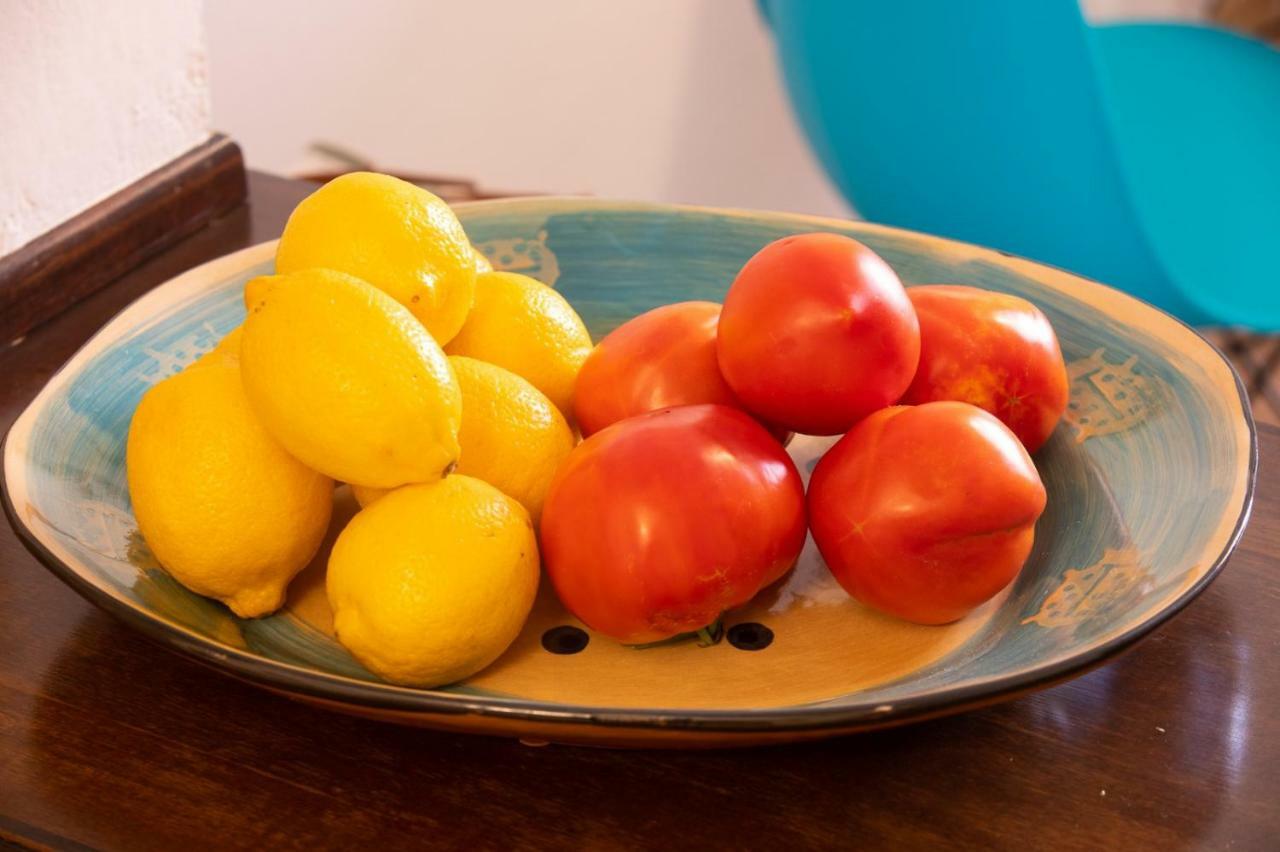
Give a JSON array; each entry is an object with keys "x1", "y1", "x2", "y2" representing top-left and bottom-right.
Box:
[
  {"x1": 727, "y1": 622, "x2": 774, "y2": 651},
  {"x1": 541, "y1": 626, "x2": 589, "y2": 655}
]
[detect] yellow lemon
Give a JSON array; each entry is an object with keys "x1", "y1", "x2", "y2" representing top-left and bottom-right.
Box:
[
  {"x1": 189, "y1": 324, "x2": 243, "y2": 370},
  {"x1": 240, "y1": 268, "x2": 461, "y2": 488},
  {"x1": 327, "y1": 475, "x2": 540, "y2": 687},
  {"x1": 445, "y1": 271, "x2": 591, "y2": 415},
  {"x1": 472, "y1": 246, "x2": 493, "y2": 274},
  {"x1": 127, "y1": 363, "x2": 333, "y2": 617},
  {"x1": 350, "y1": 483, "x2": 388, "y2": 508},
  {"x1": 354, "y1": 356, "x2": 575, "y2": 521},
  {"x1": 275, "y1": 171, "x2": 476, "y2": 344}
]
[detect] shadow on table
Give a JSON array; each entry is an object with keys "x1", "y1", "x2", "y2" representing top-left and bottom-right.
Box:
[{"x1": 23, "y1": 585, "x2": 1243, "y2": 849}]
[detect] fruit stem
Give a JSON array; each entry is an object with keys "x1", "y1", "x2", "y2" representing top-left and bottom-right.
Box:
[
  {"x1": 695, "y1": 619, "x2": 724, "y2": 647},
  {"x1": 626, "y1": 618, "x2": 724, "y2": 650}
]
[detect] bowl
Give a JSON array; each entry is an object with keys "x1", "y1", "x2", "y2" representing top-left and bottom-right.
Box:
[{"x1": 2, "y1": 198, "x2": 1255, "y2": 747}]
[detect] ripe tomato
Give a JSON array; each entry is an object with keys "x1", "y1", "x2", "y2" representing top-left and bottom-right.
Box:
[
  {"x1": 716, "y1": 233, "x2": 920, "y2": 435},
  {"x1": 540, "y1": 404, "x2": 807, "y2": 644},
  {"x1": 808, "y1": 401, "x2": 1046, "y2": 624},
  {"x1": 573, "y1": 301, "x2": 751, "y2": 436},
  {"x1": 902, "y1": 285, "x2": 1068, "y2": 452}
]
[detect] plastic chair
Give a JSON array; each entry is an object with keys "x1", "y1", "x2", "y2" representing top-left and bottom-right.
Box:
[{"x1": 758, "y1": 0, "x2": 1280, "y2": 330}]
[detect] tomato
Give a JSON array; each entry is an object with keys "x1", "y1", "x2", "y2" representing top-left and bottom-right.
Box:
[
  {"x1": 716, "y1": 233, "x2": 920, "y2": 435},
  {"x1": 902, "y1": 285, "x2": 1068, "y2": 452},
  {"x1": 574, "y1": 301, "x2": 754, "y2": 436},
  {"x1": 540, "y1": 404, "x2": 807, "y2": 644},
  {"x1": 808, "y1": 401, "x2": 1046, "y2": 624}
]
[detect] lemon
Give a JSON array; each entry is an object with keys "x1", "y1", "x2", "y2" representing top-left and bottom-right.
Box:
[
  {"x1": 327, "y1": 475, "x2": 540, "y2": 687},
  {"x1": 275, "y1": 172, "x2": 476, "y2": 344},
  {"x1": 445, "y1": 271, "x2": 591, "y2": 415},
  {"x1": 127, "y1": 363, "x2": 333, "y2": 617},
  {"x1": 350, "y1": 483, "x2": 388, "y2": 508},
  {"x1": 240, "y1": 268, "x2": 461, "y2": 488},
  {"x1": 354, "y1": 356, "x2": 575, "y2": 520},
  {"x1": 190, "y1": 324, "x2": 243, "y2": 370},
  {"x1": 472, "y1": 247, "x2": 493, "y2": 274}
]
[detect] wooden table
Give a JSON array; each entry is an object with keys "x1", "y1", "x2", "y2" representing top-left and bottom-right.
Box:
[{"x1": 1, "y1": 173, "x2": 1276, "y2": 851}]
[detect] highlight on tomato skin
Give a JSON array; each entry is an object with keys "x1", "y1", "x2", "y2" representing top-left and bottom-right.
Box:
[
  {"x1": 716, "y1": 232, "x2": 920, "y2": 437},
  {"x1": 902, "y1": 284, "x2": 1069, "y2": 453},
  {"x1": 807, "y1": 401, "x2": 1048, "y2": 625},
  {"x1": 539, "y1": 403, "x2": 808, "y2": 645}
]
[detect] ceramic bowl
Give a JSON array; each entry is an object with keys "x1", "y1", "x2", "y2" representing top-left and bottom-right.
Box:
[{"x1": 2, "y1": 199, "x2": 1256, "y2": 747}]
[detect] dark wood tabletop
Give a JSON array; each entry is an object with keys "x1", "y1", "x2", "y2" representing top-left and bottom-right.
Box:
[{"x1": 1, "y1": 173, "x2": 1276, "y2": 851}]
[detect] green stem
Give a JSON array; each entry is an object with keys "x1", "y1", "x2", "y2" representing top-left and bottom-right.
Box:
[
  {"x1": 695, "y1": 619, "x2": 724, "y2": 647},
  {"x1": 627, "y1": 618, "x2": 724, "y2": 650}
]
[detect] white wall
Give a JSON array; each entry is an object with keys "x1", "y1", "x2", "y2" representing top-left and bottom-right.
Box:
[
  {"x1": 204, "y1": 0, "x2": 851, "y2": 218},
  {"x1": 0, "y1": 0, "x2": 211, "y2": 256},
  {"x1": 205, "y1": 0, "x2": 1214, "y2": 221},
  {"x1": 0, "y1": 0, "x2": 1210, "y2": 260},
  {"x1": 1083, "y1": 0, "x2": 1210, "y2": 22}
]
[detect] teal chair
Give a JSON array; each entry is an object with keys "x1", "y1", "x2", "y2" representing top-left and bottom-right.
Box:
[{"x1": 759, "y1": 0, "x2": 1280, "y2": 330}]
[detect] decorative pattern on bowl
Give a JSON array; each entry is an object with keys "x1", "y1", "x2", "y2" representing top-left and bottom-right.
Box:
[{"x1": 2, "y1": 199, "x2": 1255, "y2": 746}]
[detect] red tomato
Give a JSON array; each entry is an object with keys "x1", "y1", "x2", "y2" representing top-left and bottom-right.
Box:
[
  {"x1": 808, "y1": 401, "x2": 1046, "y2": 624},
  {"x1": 574, "y1": 301, "x2": 750, "y2": 436},
  {"x1": 903, "y1": 285, "x2": 1068, "y2": 452},
  {"x1": 716, "y1": 233, "x2": 920, "y2": 435},
  {"x1": 540, "y1": 404, "x2": 807, "y2": 644}
]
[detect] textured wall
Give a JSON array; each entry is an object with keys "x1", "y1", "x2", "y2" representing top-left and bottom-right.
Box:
[{"x1": 0, "y1": 0, "x2": 211, "y2": 257}]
